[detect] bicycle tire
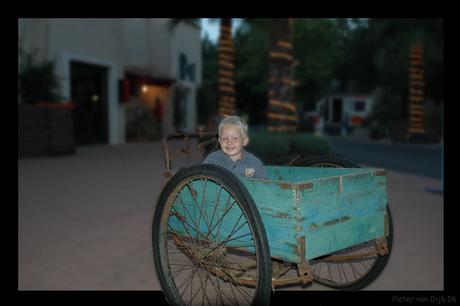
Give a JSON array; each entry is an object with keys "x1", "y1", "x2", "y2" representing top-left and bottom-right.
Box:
[
  {"x1": 152, "y1": 164, "x2": 272, "y2": 305},
  {"x1": 292, "y1": 154, "x2": 393, "y2": 291}
]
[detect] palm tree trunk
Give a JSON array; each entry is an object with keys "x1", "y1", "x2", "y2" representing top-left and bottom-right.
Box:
[
  {"x1": 407, "y1": 39, "x2": 425, "y2": 137},
  {"x1": 218, "y1": 18, "x2": 236, "y2": 117},
  {"x1": 268, "y1": 18, "x2": 296, "y2": 132}
]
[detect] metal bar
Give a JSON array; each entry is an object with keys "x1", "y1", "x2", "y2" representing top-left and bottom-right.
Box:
[
  {"x1": 162, "y1": 128, "x2": 218, "y2": 171},
  {"x1": 319, "y1": 250, "x2": 380, "y2": 261}
]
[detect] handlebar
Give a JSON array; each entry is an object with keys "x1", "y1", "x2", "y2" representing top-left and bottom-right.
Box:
[{"x1": 162, "y1": 125, "x2": 219, "y2": 171}]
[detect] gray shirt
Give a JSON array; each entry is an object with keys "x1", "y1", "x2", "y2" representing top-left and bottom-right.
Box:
[{"x1": 203, "y1": 150, "x2": 270, "y2": 180}]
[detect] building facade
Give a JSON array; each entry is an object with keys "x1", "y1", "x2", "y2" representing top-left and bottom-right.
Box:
[
  {"x1": 305, "y1": 92, "x2": 375, "y2": 133},
  {"x1": 18, "y1": 18, "x2": 202, "y2": 145}
]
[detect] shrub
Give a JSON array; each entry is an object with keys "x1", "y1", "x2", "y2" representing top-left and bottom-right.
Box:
[
  {"x1": 291, "y1": 133, "x2": 332, "y2": 155},
  {"x1": 297, "y1": 116, "x2": 315, "y2": 132},
  {"x1": 369, "y1": 125, "x2": 386, "y2": 139},
  {"x1": 406, "y1": 132, "x2": 440, "y2": 143},
  {"x1": 18, "y1": 47, "x2": 64, "y2": 105},
  {"x1": 245, "y1": 127, "x2": 332, "y2": 157},
  {"x1": 246, "y1": 128, "x2": 290, "y2": 156},
  {"x1": 126, "y1": 107, "x2": 160, "y2": 141}
]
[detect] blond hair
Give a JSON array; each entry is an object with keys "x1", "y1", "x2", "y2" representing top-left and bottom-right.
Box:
[{"x1": 218, "y1": 116, "x2": 248, "y2": 139}]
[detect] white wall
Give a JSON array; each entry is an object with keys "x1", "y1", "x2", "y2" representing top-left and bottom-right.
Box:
[
  {"x1": 169, "y1": 21, "x2": 202, "y2": 133},
  {"x1": 148, "y1": 19, "x2": 172, "y2": 74},
  {"x1": 18, "y1": 18, "x2": 202, "y2": 143},
  {"x1": 311, "y1": 94, "x2": 375, "y2": 127}
]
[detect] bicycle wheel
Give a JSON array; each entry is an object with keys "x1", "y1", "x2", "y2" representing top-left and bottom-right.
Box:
[
  {"x1": 152, "y1": 164, "x2": 272, "y2": 305},
  {"x1": 290, "y1": 154, "x2": 361, "y2": 168},
  {"x1": 291, "y1": 154, "x2": 393, "y2": 291}
]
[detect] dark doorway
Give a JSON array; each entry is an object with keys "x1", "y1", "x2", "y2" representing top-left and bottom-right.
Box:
[
  {"x1": 332, "y1": 98, "x2": 342, "y2": 123},
  {"x1": 324, "y1": 100, "x2": 329, "y2": 122},
  {"x1": 71, "y1": 61, "x2": 108, "y2": 145}
]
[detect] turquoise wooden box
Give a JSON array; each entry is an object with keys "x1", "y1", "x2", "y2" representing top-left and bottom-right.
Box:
[{"x1": 165, "y1": 166, "x2": 387, "y2": 264}]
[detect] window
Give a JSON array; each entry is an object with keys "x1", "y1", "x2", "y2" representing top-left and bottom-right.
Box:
[
  {"x1": 355, "y1": 101, "x2": 365, "y2": 111},
  {"x1": 304, "y1": 101, "x2": 316, "y2": 112}
]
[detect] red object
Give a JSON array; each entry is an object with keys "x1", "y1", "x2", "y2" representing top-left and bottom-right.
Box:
[
  {"x1": 37, "y1": 101, "x2": 76, "y2": 111},
  {"x1": 351, "y1": 115, "x2": 363, "y2": 124},
  {"x1": 308, "y1": 115, "x2": 321, "y2": 125}
]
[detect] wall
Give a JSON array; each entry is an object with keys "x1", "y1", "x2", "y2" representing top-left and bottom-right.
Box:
[
  {"x1": 169, "y1": 21, "x2": 202, "y2": 133},
  {"x1": 18, "y1": 18, "x2": 201, "y2": 143},
  {"x1": 309, "y1": 94, "x2": 375, "y2": 128}
]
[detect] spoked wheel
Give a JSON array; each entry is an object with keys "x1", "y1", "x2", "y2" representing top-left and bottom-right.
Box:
[
  {"x1": 152, "y1": 164, "x2": 272, "y2": 305},
  {"x1": 292, "y1": 154, "x2": 393, "y2": 291}
]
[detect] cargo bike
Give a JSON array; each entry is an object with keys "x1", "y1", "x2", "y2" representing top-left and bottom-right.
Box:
[{"x1": 152, "y1": 126, "x2": 393, "y2": 305}]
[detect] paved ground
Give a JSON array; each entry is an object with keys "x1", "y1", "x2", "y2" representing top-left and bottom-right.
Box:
[
  {"x1": 18, "y1": 140, "x2": 444, "y2": 297},
  {"x1": 329, "y1": 135, "x2": 443, "y2": 179}
]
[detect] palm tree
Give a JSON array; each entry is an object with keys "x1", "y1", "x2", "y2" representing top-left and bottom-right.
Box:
[
  {"x1": 170, "y1": 18, "x2": 298, "y2": 131},
  {"x1": 168, "y1": 18, "x2": 236, "y2": 118},
  {"x1": 407, "y1": 39, "x2": 425, "y2": 137},
  {"x1": 217, "y1": 18, "x2": 236, "y2": 117},
  {"x1": 267, "y1": 18, "x2": 297, "y2": 132}
]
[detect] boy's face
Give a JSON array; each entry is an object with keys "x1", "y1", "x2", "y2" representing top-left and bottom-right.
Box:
[{"x1": 219, "y1": 125, "x2": 249, "y2": 162}]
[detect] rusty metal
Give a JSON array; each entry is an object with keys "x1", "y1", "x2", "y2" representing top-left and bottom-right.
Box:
[
  {"x1": 280, "y1": 183, "x2": 312, "y2": 190},
  {"x1": 186, "y1": 183, "x2": 197, "y2": 197},
  {"x1": 385, "y1": 214, "x2": 390, "y2": 237},
  {"x1": 298, "y1": 183, "x2": 313, "y2": 190},
  {"x1": 171, "y1": 230, "x2": 313, "y2": 288},
  {"x1": 376, "y1": 236, "x2": 389, "y2": 256},
  {"x1": 272, "y1": 260, "x2": 291, "y2": 279},
  {"x1": 172, "y1": 233, "x2": 248, "y2": 282},
  {"x1": 227, "y1": 260, "x2": 257, "y2": 272},
  {"x1": 162, "y1": 127, "x2": 218, "y2": 171},
  {"x1": 320, "y1": 251, "x2": 380, "y2": 261},
  {"x1": 169, "y1": 212, "x2": 186, "y2": 222},
  {"x1": 280, "y1": 183, "x2": 293, "y2": 189},
  {"x1": 298, "y1": 236, "x2": 306, "y2": 263},
  {"x1": 271, "y1": 275, "x2": 312, "y2": 287},
  {"x1": 164, "y1": 167, "x2": 186, "y2": 179},
  {"x1": 312, "y1": 234, "x2": 387, "y2": 262},
  {"x1": 296, "y1": 261, "x2": 313, "y2": 284},
  {"x1": 321, "y1": 216, "x2": 351, "y2": 227},
  {"x1": 195, "y1": 125, "x2": 207, "y2": 133},
  {"x1": 184, "y1": 135, "x2": 189, "y2": 158},
  {"x1": 375, "y1": 170, "x2": 387, "y2": 176},
  {"x1": 172, "y1": 234, "x2": 193, "y2": 258}
]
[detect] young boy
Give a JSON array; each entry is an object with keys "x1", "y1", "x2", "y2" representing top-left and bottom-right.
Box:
[{"x1": 203, "y1": 116, "x2": 269, "y2": 180}]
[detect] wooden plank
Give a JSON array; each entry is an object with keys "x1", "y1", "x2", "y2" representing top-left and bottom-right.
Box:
[
  {"x1": 294, "y1": 170, "x2": 387, "y2": 260},
  {"x1": 241, "y1": 178, "x2": 299, "y2": 261},
  {"x1": 245, "y1": 168, "x2": 387, "y2": 262},
  {"x1": 265, "y1": 166, "x2": 372, "y2": 182},
  {"x1": 302, "y1": 210, "x2": 386, "y2": 260},
  {"x1": 297, "y1": 189, "x2": 386, "y2": 237},
  {"x1": 165, "y1": 167, "x2": 388, "y2": 263}
]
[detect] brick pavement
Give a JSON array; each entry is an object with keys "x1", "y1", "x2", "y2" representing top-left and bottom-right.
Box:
[{"x1": 18, "y1": 141, "x2": 443, "y2": 292}]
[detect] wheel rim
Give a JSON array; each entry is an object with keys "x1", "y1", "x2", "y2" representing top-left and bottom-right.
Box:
[
  {"x1": 158, "y1": 175, "x2": 261, "y2": 305},
  {"x1": 310, "y1": 241, "x2": 379, "y2": 288},
  {"x1": 299, "y1": 156, "x2": 387, "y2": 290},
  {"x1": 304, "y1": 162, "x2": 348, "y2": 168}
]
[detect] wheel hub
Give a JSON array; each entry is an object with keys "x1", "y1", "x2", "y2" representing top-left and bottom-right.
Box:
[{"x1": 191, "y1": 243, "x2": 227, "y2": 263}]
